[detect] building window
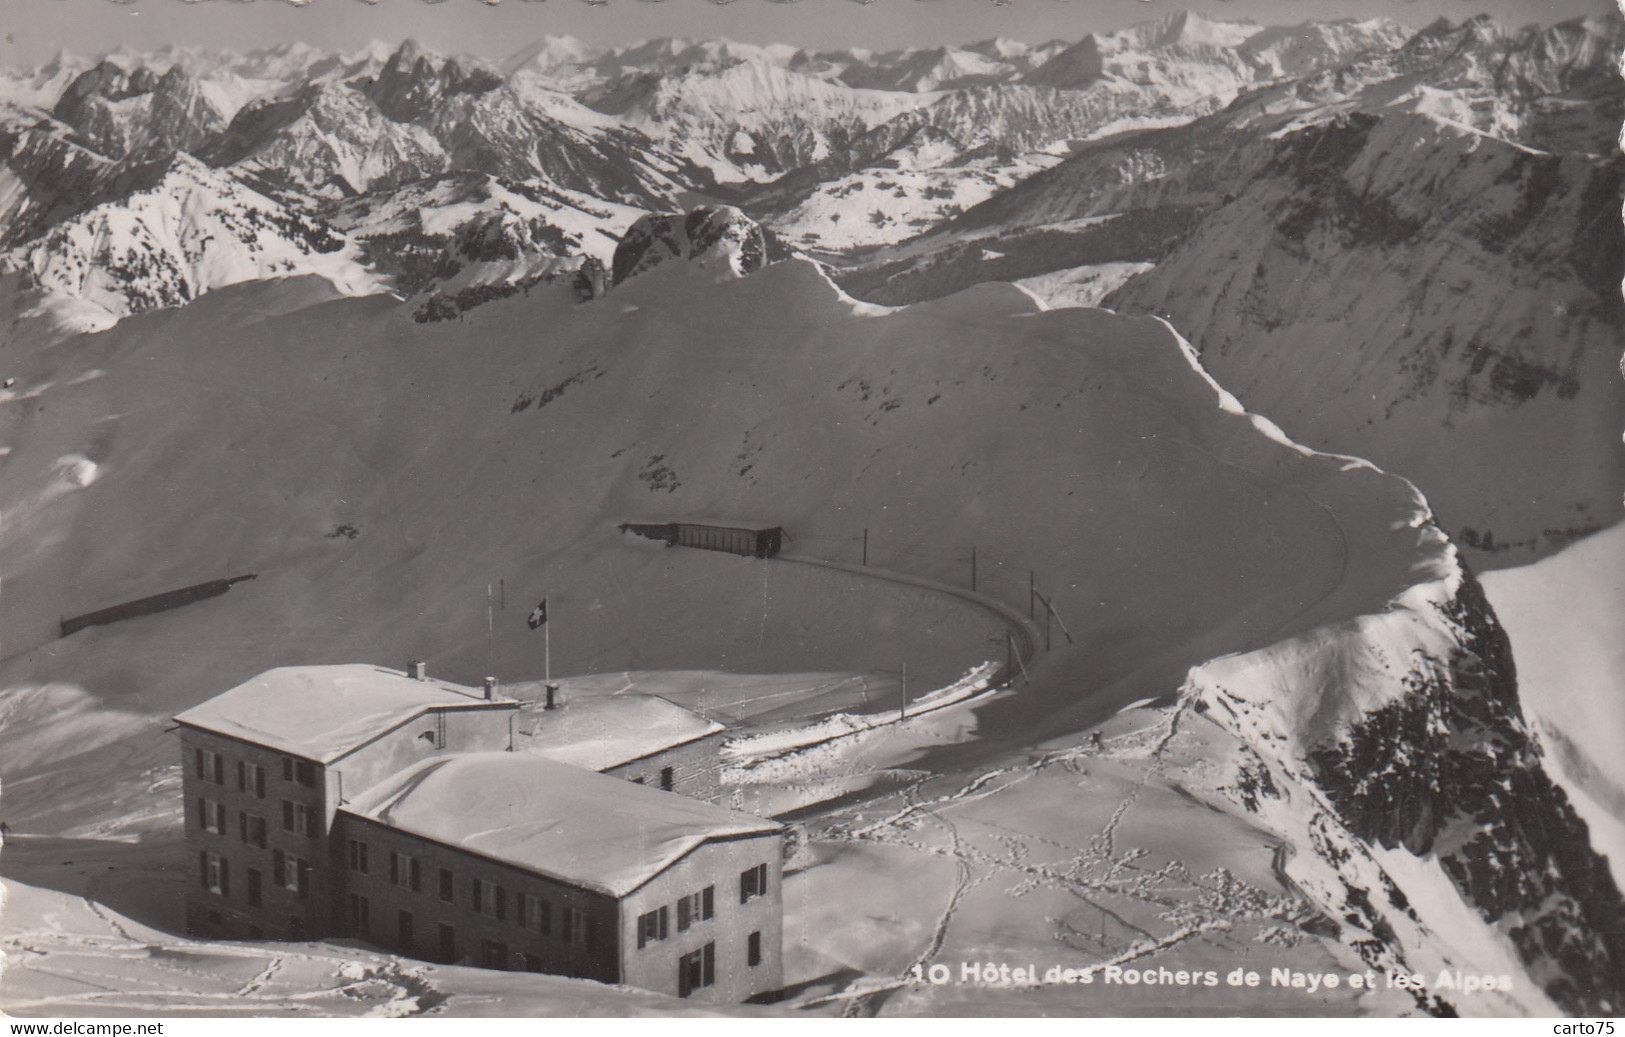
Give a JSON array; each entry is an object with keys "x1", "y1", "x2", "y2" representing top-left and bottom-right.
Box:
[
  {"x1": 398, "y1": 910, "x2": 414, "y2": 950},
  {"x1": 562, "y1": 907, "x2": 590, "y2": 947},
  {"x1": 349, "y1": 893, "x2": 370, "y2": 934},
  {"x1": 282, "y1": 756, "x2": 317, "y2": 788},
  {"x1": 239, "y1": 813, "x2": 267, "y2": 849},
  {"x1": 389, "y1": 851, "x2": 421, "y2": 891},
  {"x1": 196, "y1": 748, "x2": 224, "y2": 784},
  {"x1": 747, "y1": 930, "x2": 762, "y2": 967},
  {"x1": 348, "y1": 839, "x2": 369, "y2": 874},
  {"x1": 637, "y1": 906, "x2": 669, "y2": 949},
  {"x1": 660, "y1": 766, "x2": 675, "y2": 791},
  {"x1": 740, "y1": 862, "x2": 768, "y2": 904},
  {"x1": 677, "y1": 887, "x2": 714, "y2": 931},
  {"x1": 481, "y1": 939, "x2": 509, "y2": 970},
  {"x1": 274, "y1": 851, "x2": 310, "y2": 897},
  {"x1": 247, "y1": 868, "x2": 263, "y2": 908},
  {"x1": 282, "y1": 800, "x2": 318, "y2": 837},
  {"x1": 438, "y1": 924, "x2": 456, "y2": 964},
  {"x1": 439, "y1": 867, "x2": 455, "y2": 903},
  {"x1": 517, "y1": 893, "x2": 550, "y2": 934},
  {"x1": 198, "y1": 798, "x2": 226, "y2": 835},
  {"x1": 238, "y1": 761, "x2": 266, "y2": 798},
  {"x1": 678, "y1": 943, "x2": 715, "y2": 998},
  {"x1": 200, "y1": 851, "x2": 229, "y2": 896},
  {"x1": 473, "y1": 878, "x2": 506, "y2": 920}
]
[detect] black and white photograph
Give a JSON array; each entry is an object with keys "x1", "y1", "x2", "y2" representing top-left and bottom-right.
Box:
[{"x1": 0, "y1": 0, "x2": 1620, "y2": 1020}]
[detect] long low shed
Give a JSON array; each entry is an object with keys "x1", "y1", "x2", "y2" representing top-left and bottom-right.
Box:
[{"x1": 619, "y1": 523, "x2": 783, "y2": 559}]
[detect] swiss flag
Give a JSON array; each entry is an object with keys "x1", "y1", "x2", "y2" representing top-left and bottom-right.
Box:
[{"x1": 527, "y1": 598, "x2": 547, "y2": 630}]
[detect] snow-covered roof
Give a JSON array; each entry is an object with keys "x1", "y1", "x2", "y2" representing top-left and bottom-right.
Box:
[
  {"x1": 173, "y1": 665, "x2": 514, "y2": 764},
  {"x1": 343, "y1": 752, "x2": 781, "y2": 898},
  {"x1": 518, "y1": 694, "x2": 724, "y2": 771}
]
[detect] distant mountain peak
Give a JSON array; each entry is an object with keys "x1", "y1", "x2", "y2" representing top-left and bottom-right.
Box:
[{"x1": 611, "y1": 206, "x2": 786, "y2": 285}]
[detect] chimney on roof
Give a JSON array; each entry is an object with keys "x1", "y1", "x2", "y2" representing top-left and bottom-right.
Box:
[
  {"x1": 544, "y1": 683, "x2": 560, "y2": 710},
  {"x1": 483, "y1": 676, "x2": 498, "y2": 700},
  {"x1": 407, "y1": 660, "x2": 427, "y2": 680}
]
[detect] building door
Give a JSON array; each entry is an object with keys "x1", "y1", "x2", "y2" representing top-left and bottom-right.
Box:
[
  {"x1": 398, "y1": 910, "x2": 414, "y2": 952},
  {"x1": 438, "y1": 923, "x2": 456, "y2": 963}
]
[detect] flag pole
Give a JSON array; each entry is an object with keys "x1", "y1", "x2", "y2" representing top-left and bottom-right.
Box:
[{"x1": 545, "y1": 614, "x2": 551, "y2": 686}]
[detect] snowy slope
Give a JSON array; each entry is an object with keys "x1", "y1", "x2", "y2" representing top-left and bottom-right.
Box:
[
  {"x1": 0, "y1": 254, "x2": 1615, "y2": 1018},
  {"x1": 1482, "y1": 523, "x2": 1625, "y2": 894},
  {"x1": 0, "y1": 256, "x2": 1448, "y2": 790}
]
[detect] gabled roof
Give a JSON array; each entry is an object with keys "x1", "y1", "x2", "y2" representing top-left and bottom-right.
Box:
[
  {"x1": 173, "y1": 665, "x2": 514, "y2": 764},
  {"x1": 518, "y1": 693, "x2": 724, "y2": 771},
  {"x1": 343, "y1": 752, "x2": 781, "y2": 898}
]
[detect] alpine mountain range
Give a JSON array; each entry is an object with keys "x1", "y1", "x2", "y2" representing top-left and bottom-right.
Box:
[{"x1": 0, "y1": 5, "x2": 1621, "y2": 1019}]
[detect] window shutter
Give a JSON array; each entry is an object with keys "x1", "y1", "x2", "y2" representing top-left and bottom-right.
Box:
[
  {"x1": 703, "y1": 941, "x2": 715, "y2": 986},
  {"x1": 273, "y1": 850, "x2": 285, "y2": 887},
  {"x1": 283, "y1": 757, "x2": 293, "y2": 782},
  {"x1": 389, "y1": 851, "x2": 398, "y2": 885},
  {"x1": 195, "y1": 748, "x2": 204, "y2": 779},
  {"x1": 237, "y1": 760, "x2": 245, "y2": 791},
  {"x1": 213, "y1": 755, "x2": 224, "y2": 785},
  {"x1": 200, "y1": 850, "x2": 209, "y2": 889},
  {"x1": 256, "y1": 767, "x2": 265, "y2": 799},
  {"x1": 702, "y1": 885, "x2": 714, "y2": 920},
  {"x1": 410, "y1": 858, "x2": 421, "y2": 892},
  {"x1": 472, "y1": 879, "x2": 482, "y2": 914},
  {"x1": 297, "y1": 859, "x2": 310, "y2": 897},
  {"x1": 495, "y1": 887, "x2": 506, "y2": 921},
  {"x1": 220, "y1": 858, "x2": 230, "y2": 897},
  {"x1": 305, "y1": 809, "x2": 319, "y2": 838},
  {"x1": 282, "y1": 800, "x2": 293, "y2": 830},
  {"x1": 677, "y1": 896, "x2": 691, "y2": 931},
  {"x1": 659, "y1": 905, "x2": 668, "y2": 940},
  {"x1": 238, "y1": 812, "x2": 247, "y2": 842}
]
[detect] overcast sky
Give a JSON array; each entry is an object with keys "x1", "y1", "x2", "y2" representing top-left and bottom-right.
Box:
[{"x1": 3, "y1": 0, "x2": 1615, "y2": 70}]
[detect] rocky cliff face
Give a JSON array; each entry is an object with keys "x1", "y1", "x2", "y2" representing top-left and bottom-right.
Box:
[
  {"x1": 610, "y1": 206, "x2": 786, "y2": 285},
  {"x1": 1187, "y1": 557, "x2": 1625, "y2": 1015}
]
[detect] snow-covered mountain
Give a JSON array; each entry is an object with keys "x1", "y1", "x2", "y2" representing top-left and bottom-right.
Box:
[
  {"x1": 602, "y1": 58, "x2": 933, "y2": 183},
  {"x1": 834, "y1": 9, "x2": 1624, "y2": 569},
  {"x1": 4, "y1": 152, "x2": 382, "y2": 332},
  {"x1": 0, "y1": 6, "x2": 1619, "y2": 1020},
  {"x1": 4, "y1": 250, "x2": 1619, "y2": 1016}
]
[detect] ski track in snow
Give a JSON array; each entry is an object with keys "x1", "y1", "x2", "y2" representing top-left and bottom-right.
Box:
[{"x1": 798, "y1": 697, "x2": 1300, "y2": 1014}]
